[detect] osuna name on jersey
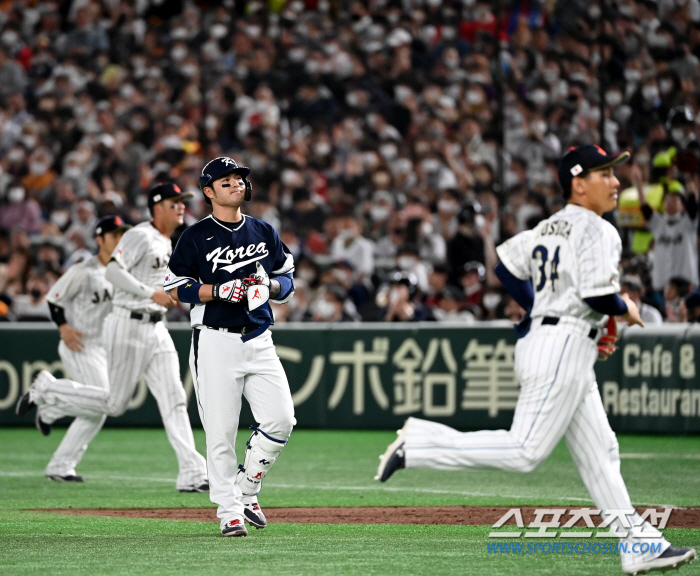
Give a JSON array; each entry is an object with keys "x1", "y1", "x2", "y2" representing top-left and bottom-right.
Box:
[
  {"x1": 497, "y1": 203, "x2": 621, "y2": 327},
  {"x1": 164, "y1": 214, "x2": 294, "y2": 328}
]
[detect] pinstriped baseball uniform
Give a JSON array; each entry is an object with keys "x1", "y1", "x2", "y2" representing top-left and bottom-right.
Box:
[
  {"x1": 43, "y1": 255, "x2": 111, "y2": 477},
  {"x1": 34, "y1": 223, "x2": 207, "y2": 489},
  {"x1": 402, "y1": 204, "x2": 670, "y2": 570}
]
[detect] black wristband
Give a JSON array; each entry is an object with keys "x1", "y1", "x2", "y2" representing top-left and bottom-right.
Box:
[
  {"x1": 212, "y1": 283, "x2": 221, "y2": 300},
  {"x1": 48, "y1": 303, "x2": 67, "y2": 327}
]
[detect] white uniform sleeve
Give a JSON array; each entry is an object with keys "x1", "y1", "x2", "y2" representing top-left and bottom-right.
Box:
[
  {"x1": 105, "y1": 260, "x2": 156, "y2": 298},
  {"x1": 577, "y1": 221, "x2": 621, "y2": 299},
  {"x1": 46, "y1": 264, "x2": 85, "y2": 307},
  {"x1": 111, "y1": 228, "x2": 148, "y2": 271},
  {"x1": 496, "y1": 230, "x2": 536, "y2": 280}
]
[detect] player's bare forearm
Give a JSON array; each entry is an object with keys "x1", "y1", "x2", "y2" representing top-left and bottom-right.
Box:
[{"x1": 269, "y1": 279, "x2": 280, "y2": 298}]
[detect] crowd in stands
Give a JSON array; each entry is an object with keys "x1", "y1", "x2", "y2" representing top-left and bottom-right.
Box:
[{"x1": 1, "y1": 0, "x2": 700, "y2": 324}]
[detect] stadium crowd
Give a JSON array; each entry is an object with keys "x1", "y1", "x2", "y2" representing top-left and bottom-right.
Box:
[{"x1": 1, "y1": 0, "x2": 700, "y2": 324}]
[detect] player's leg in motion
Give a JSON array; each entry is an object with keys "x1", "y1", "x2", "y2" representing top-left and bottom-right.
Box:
[
  {"x1": 236, "y1": 331, "x2": 296, "y2": 528},
  {"x1": 565, "y1": 377, "x2": 673, "y2": 571},
  {"x1": 399, "y1": 331, "x2": 590, "y2": 472},
  {"x1": 30, "y1": 314, "x2": 150, "y2": 421},
  {"x1": 144, "y1": 322, "x2": 207, "y2": 491},
  {"x1": 190, "y1": 328, "x2": 248, "y2": 532},
  {"x1": 44, "y1": 341, "x2": 108, "y2": 481}
]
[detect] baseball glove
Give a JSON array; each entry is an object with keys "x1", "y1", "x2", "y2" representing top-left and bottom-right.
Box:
[{"x1": 597, "y1": 315, "x2": 618, "y2": 361}]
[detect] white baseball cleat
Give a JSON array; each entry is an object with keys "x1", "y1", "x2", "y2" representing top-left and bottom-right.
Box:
[
  {"x1": 375, "y1": 424, "x2": 407, "y2": 482},
  {"x1": 623, "y1": 547, "x2": 696, "y2": 575},
  {"x1": 221, "y1": 518, "x2": 248, "y2": 537}
]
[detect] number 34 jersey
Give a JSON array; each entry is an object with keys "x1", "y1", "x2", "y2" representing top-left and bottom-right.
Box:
[{"x1": 496, "y1": 203, "x2": 621, "y2": 328}]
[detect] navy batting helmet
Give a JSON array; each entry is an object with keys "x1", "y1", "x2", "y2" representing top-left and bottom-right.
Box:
[{"x1": 199, "y1": 157, "x2": 252, "y2": 204}]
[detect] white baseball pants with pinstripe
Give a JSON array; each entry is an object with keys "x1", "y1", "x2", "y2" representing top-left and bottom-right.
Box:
[
  {"x1": 190, "y1": 327, "x2": 296, "y2": 527},
  {"x1": 34, "y1": 308, "x2": 207, "y2": 488},
  {"x1": 403, "y1": 318, "x2": 670, "y2": 571},
  {"x1": 43, "y1": 340, "x2": 108, "y2": 477}
]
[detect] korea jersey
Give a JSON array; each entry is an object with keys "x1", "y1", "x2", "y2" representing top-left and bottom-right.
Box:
[
  {"x1": 46, "y1": 255, "x2": 113, "y2": 341},
  {"x1": 164, "y1": 214, "x2": 294, "y2": 328},
  {"x1": 496, "y1": 203, "x2": 621, "y2": 328}
]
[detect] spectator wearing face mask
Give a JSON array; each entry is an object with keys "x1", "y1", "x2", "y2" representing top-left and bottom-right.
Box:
[
  {"x1": 395, "y1": 243, "x2": 430, "y2": 293},
  {"x1": 330, "y1": 215, "x2": 375, "y2": 282},
  {"x1": 380, "y1": 271, "x2": 428, "y2": 322},
  {"x1": 22, "y1": 147, "x2": 57, "y2": 200},
  {"x1": 309, "y1": 284, "x2": 358, "y2": 323},
  {"x1": 637, "y1": 168, "x2": 699, "y2": 292},
  {"x1": 665, "y1": 277, "x2": 691, "y2": 323},
  {"x1": 430, "y1": 285, "x2": 475, "y2": 323},
  {"x1": 460, "y1": 260, "x2": 486, "y2": 317},
  {"x1": 0, "y1": 184, "x2": 43, "y2": 234},
  {"x1": 620, "y1": 274, "x2": 663, "y2": 325},
  {"x1": 11, "y1": 271, "x2": 51, "y2": 321}
]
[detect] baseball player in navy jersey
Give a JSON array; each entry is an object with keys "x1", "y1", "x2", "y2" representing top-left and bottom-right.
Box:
[
  {"x1": 17, "y1": 183, "x2": 208, "y2": 493},
  {"x1": 164, "y1": 157, "x2": 296, "y2": 537},
  {"x1": 376, "y1": 146, "x2": 696, "y2": 575},
  {"x1": 33, "y1": 216, "x2": 130, "y2": 481}
]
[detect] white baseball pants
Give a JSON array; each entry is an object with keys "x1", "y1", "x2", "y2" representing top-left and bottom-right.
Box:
[
  {"x1": 35, "y1": 309, "x2": 206, "y2": 488},
  {"x1": 403, "y1": 318, "x2": 670, "y2": 569},
  {"x1": 44, "y1": 340, "x2": 109, "y2": 477},
  {"x1": 190, "y1": 327, "x2": 296, "y2": 526}
]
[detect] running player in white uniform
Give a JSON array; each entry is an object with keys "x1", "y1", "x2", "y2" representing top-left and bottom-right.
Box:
[
  {"x1": 17, "y1": 184, "x2": 208, "y2": 492},
  {"x1": 165, "y1": 157, "x2": 296, "y2": 537},
  {"x1": 375, "y1": 146, "x2": 696, "y2": 575},
  {"x1": 41, "y1": 216, "x2": 130, "y2": 482}
]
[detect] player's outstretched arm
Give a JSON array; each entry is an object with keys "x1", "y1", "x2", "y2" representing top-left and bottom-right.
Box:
[{"x1": 620, "y1": 293, "x2": 645, "y2": 327}]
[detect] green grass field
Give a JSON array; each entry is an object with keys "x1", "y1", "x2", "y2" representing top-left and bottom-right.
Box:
[{"x1": 1, "y1": 428, "x2": 699, "y2": 575}]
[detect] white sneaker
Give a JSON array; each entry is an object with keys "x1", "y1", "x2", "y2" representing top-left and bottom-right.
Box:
[{"x1": 622, "y1": 547, "x2": 696, "y2": 575}]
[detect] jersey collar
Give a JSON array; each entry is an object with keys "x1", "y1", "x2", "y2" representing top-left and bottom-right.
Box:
[{"x1": 210, "y1": 214, "x2": 246, "y2": 232}]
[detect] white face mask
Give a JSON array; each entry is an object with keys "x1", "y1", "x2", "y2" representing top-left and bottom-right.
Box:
[
  {"x1": 210, "y1": 23, "x2": 228, "y2": 39},
  {"x1": 50, "y1": 210, "x2": 70, "y2": 228},
  {"x1": 438, "y1": 199, "x2": 458, "y2": 213},
  {"x1": 421, "y1": 158, "x2": 440, "y2": 173},
  {"x1": 29, "y1": 161, "x2": 48, "y2": 176},
  {"x1": 642, "y1": 85, "x2": 659, "y2": 102},
  {"x1": 482, "y1": 293, "x2": 501, "y2": 311},
  {"x1": 379, "y1": 143, "x2": 398, "y2": 160},
  {"x1": 314, "y1": 142, "x2": 332, "y2": 156},
  {"x1": 397, "y1": 256, "x2": 416, "y2": 270},
  {"x1": 370, "y1": 205, "x2": 391, "y2": 221},
  {"x1": 569, "y1": 72, "x2": 586, "y2": 83},
  {"x1": 298, "y1": 268, "x2": 316, "y2": 283},
  {"x1": 605, "y1": 91, "x2": 623, "y2": 107},
  {"x1": 466, "y1": 89, "x2": 484, "y2": 105},
  {"x1": 181, "y1": 64, "x2": 198, "y2": 78},
  {"x1": 7, "y1": 187, "x2": 25, "y2": 203},
  {"x1": 64, "y1": 166, "x2": 82, "y2": 179},
  {"x1": 22, "y1": 135, "x2": 37, "y2": 149},
  {"x1": 530, "y1": 89, "x2": 548, "y2": 106},
  {"x1": 314, "y1": 298, "x2": 336, "y2": 319},
  {"x1": 659, "y1": 78, "x2": 673, "y2": 95},
  {"x1": 624, "y1": 69, "x2": 642, "y2": 83},
  {"x1": 171, "y1": 46, "x2": 188, "y2": 62},
  {"x1": 7, "y1": 148, "x2": 24, "y2": 163}
]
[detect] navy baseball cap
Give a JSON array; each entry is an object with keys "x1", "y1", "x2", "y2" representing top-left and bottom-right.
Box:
[
  {"x1": 94, "y1": 215, "x2": 131, "y2": 237},
  {"x1": 147, "y1": 182, "x2": 194, "y2": 211},
  {"x1": 558, "y1": 145, "x2": 631, "y2": 197},
  {"x1": 199, "y1": 157, "x2": 250, "y2": 205}
]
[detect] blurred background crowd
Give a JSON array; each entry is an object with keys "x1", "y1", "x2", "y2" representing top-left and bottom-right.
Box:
[{"x1": 1, "y1": 0, "x2": 700, "y2": 324}]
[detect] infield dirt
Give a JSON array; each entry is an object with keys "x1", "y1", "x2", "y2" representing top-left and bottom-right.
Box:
[{"x1": 38, "y1": 506, "x2": 700, "y2": 528}]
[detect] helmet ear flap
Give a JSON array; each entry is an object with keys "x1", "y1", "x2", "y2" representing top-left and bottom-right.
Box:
[
  {"x1": 199, "y1": 174, "x2": 212, "y2": 191},
  {"x1": 244, "y1": 178, "x2": 252, "y2": 201}
]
